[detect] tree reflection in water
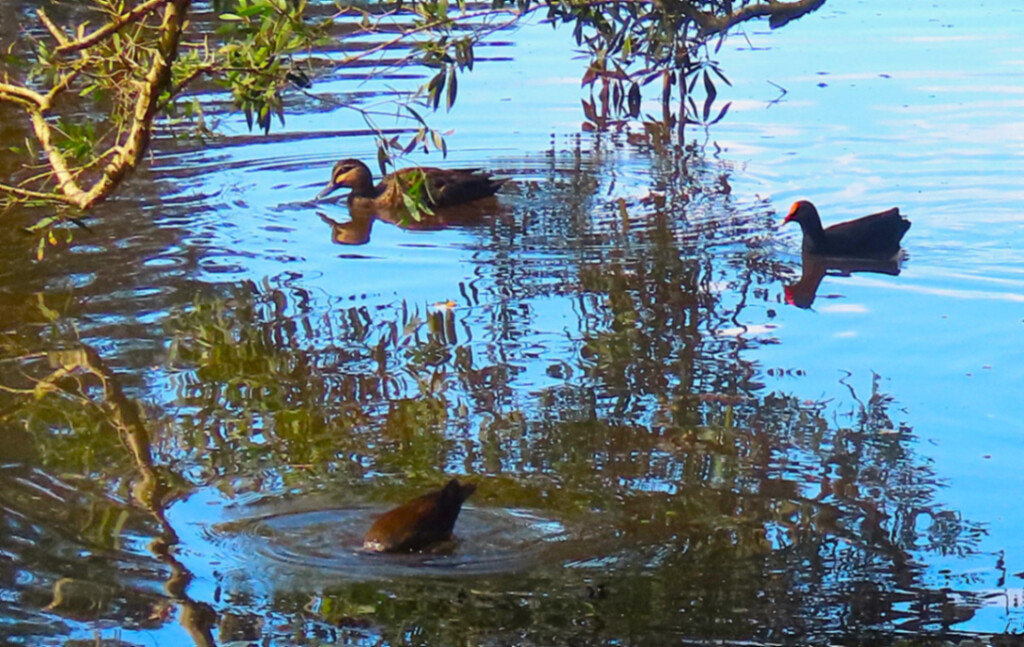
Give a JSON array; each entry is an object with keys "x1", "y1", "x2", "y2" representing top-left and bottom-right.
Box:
[{"x1": 0, "y1": 135, "x2": 992, "y2": 645}]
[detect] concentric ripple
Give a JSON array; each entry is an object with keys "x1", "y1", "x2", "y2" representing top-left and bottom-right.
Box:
[{"x1": 205, "y1": 503, "x2": 569, "y2": 585}]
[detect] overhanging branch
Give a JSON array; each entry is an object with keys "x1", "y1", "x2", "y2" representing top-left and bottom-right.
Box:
[
  {"x1": 49, "y1": 0, "x2": 173, "y2": 56},
  {"x1": 672, "y1": 0, "x2": 826, "y2": 35}
]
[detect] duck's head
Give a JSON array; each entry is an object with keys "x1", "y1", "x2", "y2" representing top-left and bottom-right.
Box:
[
  {"x1": 317, "y1": 159, "x2": 371, "y2": 199},
  {"x1": 782, "y1": 200, "x2": 818, "y2": 227}
]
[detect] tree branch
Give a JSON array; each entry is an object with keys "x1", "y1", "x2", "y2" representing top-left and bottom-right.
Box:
[
  {"x1": 673, "y1": 0, "x2": 826, "y2": 35},
  {"x1": 4, "y1": 0, "x2": 192, "y2": 210},
  {"x1": 0, "y1": 182, "x2": 78, "y2": 204},
  {"x1": 73, "y1": 0, "x2": 192, "y2": 209},
  {"x1": 51, "y1": 0, "x2": 173, "y2": 56},
  {"x1": 0, "y1": 81, "x2": 46, "y2": 109},
  {"x1": 36, "y1": 8, "x2": 71, "y2": 47},
  {"x1": 340, "y1": 6, "x2": 523, "y2": 68}
]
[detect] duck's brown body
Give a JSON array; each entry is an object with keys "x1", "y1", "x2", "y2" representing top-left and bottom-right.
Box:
[
  {"x1": 363, "y1": 479, "x2": 476, "y2": 553},
  {"x1": 318, "y1": 159, "x2": 505, "y2": 210},
  {"x1": 783, "y1": 200, "x2": 910, "y2": 258}
]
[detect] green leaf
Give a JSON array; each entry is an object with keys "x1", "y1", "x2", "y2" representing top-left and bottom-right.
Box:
[
  {"x1": 445, "y1": 69, "x2": 457, "y2": 110},
  {"x1": 406, "y1": 105, "x2": 426, "y2": 126},
  {"x1": 24, "y1": 216, "x2": 58, "y2": 233},
  {"x1": 428, "y1": 69, "x2": 446, "y2": 111},
  {"x1": 236, "y1": 4, "x2": 265, "y2": 17}
]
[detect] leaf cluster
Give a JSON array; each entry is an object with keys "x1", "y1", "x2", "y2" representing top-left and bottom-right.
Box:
[
  {"x1": 544, "y1": 0, "x2": 741, "y2": 132},
  {"x1": 0, "y1": 0, "x2": 822, "y2": 229},
  {"x1": 218, "y1": 0, "x2": 326, "y2": 133}
]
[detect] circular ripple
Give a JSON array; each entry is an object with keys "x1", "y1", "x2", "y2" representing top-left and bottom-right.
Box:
[{"x1": 209, "y1": 505, "x2": 568, "y2": 582}]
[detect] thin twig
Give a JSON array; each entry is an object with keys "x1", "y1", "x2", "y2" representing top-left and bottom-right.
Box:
[
  {"x1": 0, "y1": 182, "x2": 79, "y2": 204},
  {"x1": 36, "y1": 8, "x2": 71, "y2": 47},
  {"x1": 53, "y1": 0, "x2": 172, "y2": 55}
]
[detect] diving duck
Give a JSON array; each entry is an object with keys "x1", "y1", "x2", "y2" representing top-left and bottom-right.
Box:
[
  {"x1": 317, "y1": 159, "x2": 505, "y2": 209},
  {"x1": 363, "y1": 478, "x2": 477, "y2": 553},
  {"x1": 783, "y1": 200, "x2": 910, "y2": 257}
]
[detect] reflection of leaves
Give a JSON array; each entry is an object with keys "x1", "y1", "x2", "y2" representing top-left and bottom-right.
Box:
[
  {"x1": 0, "y1": 133, "x2": 996, "y2": 645},
  {"x1": 554, "y1": 0, "x2": 818, "y2": 135}
]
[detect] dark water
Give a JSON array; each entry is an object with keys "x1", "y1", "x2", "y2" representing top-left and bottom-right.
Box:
[{"x1": 2, "y1": 1, "x2": 1024, "y2": 645}]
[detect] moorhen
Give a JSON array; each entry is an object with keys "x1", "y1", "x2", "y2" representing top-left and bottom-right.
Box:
[
  {"x1": 317, "y1": 159, "x2": 505, "y2": 209},
  {"x1": 363, "y1": 478, "x2": 477, "y2": 552},
  {"x1": 783, "y1": 200, "x2": 910, "y2": 257}
]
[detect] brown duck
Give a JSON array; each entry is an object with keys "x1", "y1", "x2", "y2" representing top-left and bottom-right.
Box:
[
  {"x1": 783, "y1": 200, "x2": 910, "y2": 257},
  {"x1": 317, "y1": 159, "x2": 505, "y2": 209},
  {"x1": 363, "y1": 478, "x2": 477, "y2": 553}
]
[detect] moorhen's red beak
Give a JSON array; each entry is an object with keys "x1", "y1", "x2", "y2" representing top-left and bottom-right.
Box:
[{"x1": 782, "y1": 202, "x2": 801, "y2": 225}]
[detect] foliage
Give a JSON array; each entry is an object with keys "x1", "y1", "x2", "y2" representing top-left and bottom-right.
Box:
[{"x1": 1, "y1": 0, "x2": 824, "y2": 237}]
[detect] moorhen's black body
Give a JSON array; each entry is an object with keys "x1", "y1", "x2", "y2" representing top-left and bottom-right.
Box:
[
  {"x1": 783, "y1": 200, "x2": 910, "y2": 257},
  {"x1": 363, "y1": 479, "x2": 476, "y2": 553}
]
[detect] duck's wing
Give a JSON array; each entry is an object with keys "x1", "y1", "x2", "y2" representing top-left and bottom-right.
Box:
[{"x1": 423, "y1": 168, "x2": 506, "y2": 207}]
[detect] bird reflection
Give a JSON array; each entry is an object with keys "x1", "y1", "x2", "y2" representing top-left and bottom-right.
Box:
[
  {"x1": 317, "y1": 198, "x2": 502, "y2": 246},
  {"x1": 319, "y1": 211, "x2": 375, "y2": 245},
  {"x1": 785, "y1": 252, "x2": 903, "y2": 309}
]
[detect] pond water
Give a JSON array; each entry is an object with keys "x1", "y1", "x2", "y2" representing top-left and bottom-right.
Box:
[{"x1": 2, "y1": 0, "x2": 1024, "y2": 645}]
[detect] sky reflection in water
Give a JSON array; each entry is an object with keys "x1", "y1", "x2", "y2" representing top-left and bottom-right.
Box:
[{"x1": 2, "y1": 0, "x2": 1024, "y2": 644}]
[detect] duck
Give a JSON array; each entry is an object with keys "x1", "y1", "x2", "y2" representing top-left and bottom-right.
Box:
[
  {"x1": 363, "y1": 478, "x2": 477, "y2": 553},
  {"x1": 317, "y1": 159, "x2": 505, "y2": 210},
  {"x1": 783, "y1": 200, "x2": 910, "y2": 257}
]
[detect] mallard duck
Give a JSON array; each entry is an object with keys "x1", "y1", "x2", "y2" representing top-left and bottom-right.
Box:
[
  {"x1": 363, "y1": 478, "x2": 476, "y2": 553},
  {"x1": 317, "y1": 159, "x2": 505, "y2": 209},
  {"x1": 783, "y1": 200, "x2": 910, "y2": 257}
]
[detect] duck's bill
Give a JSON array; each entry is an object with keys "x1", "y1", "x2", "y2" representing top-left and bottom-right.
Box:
[{"x1": 316, "y1": 183, "x2": 340, "y2": 200}]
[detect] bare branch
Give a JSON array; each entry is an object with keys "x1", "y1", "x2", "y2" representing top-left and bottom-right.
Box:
[
  {"x1": 36, "y1": 8, "x2": 71, "y2": 47},
  {"x1": 156, "y1": 62, "x2": 216, "y2": 112},
  {"x1": 29, "y1": 111, "x2": 91, "y2": 203},
  {"x1": 670, "y1": 0, "x2": 826, "y2": 35},
  {"x1": 71, "y1": 0, "x2": 193, "y2": 209},
  {"x1": 52, "y1": 0, "x2": 172, "y2": 56},
  {"x1": 0, "y1": 81, "x2": 46, "y2": 109},
  {"x1": 0, "y1": 182, "x2": 78, "y2": 204},
  {"x1": 339, "y1": 7, "x2": 524, "y2": 68}
]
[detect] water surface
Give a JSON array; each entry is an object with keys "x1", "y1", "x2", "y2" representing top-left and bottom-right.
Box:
[{"x1": 2, "y1": 1, "x2": 1024, "y2": 645}]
